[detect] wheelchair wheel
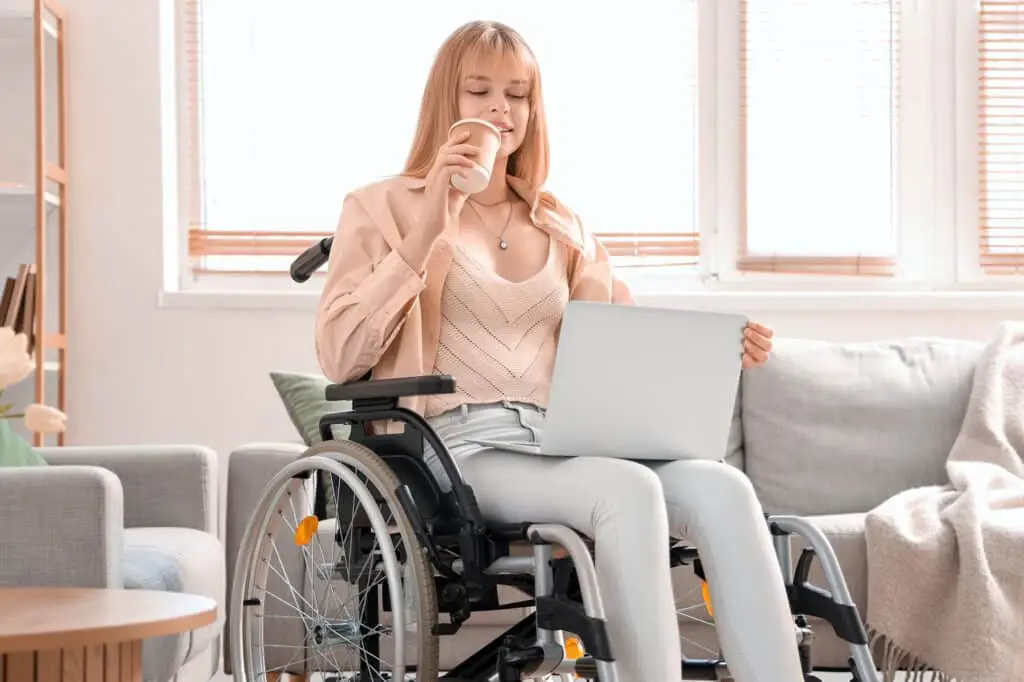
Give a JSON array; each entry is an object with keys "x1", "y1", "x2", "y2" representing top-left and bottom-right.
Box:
[
  {"x1": 678, "y1": 583, "x2": 718, "y2": 655},
  {"x1": 231, "y1": 440, "x2": 440, "y2": 682},
  {"x1": 676, "y1": 560, "x2": 725, "y2": 674}
]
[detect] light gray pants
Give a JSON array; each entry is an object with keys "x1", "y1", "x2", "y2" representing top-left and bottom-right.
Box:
[{"x1": 424, "y1": 402, "x2": 804, "y2": 682}]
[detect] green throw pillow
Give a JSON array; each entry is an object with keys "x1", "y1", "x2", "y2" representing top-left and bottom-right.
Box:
[
  {"x1": 270, "y1": 371, "x2": 353, "y2": 520},
  {"x1": 0, "y1": 420, "x2": 48, "y2": 467},
  {"x1": 269, "y1": 371, "x2": 352, "y2": 446}
]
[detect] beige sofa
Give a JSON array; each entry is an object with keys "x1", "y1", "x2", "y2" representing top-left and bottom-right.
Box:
[{"x1": 224, "y1": 334, "x2": 984, "y2": 674}]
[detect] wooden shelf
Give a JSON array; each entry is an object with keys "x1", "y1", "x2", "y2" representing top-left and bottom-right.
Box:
[
  {"x1": 0, "y1": 0, "x2": 56, "y2": 40},
  {"x1": 0, "y1": 183, "x2": 60, "y2": 208},
  {"x1": 0, "y1": 0, "x2": 67, "y2": 447}
]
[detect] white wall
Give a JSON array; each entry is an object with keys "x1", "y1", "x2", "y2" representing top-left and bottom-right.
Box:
[
  {"x1": 0, "y1": 27, "x2": 33, "y2": 182},
  {"x1": 53, "y1": 0, "x2": 1020, "y2": 465}
]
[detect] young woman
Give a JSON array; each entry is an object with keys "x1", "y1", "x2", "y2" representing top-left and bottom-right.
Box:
[{"x1": 315, "y1": 20, "x2": 804, "y2": 682}]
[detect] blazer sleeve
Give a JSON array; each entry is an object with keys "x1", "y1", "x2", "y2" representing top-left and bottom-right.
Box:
[
  {"x1": 567, "y1": 219, "x2": 636, "y2": 306},
  {"x1": 314, "y1": 192, "x2": 426, "y2": 383}
]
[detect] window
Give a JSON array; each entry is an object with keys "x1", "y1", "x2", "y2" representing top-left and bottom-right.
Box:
[
  {"x1": 175, "y1": 0, "x2": 1024, "y2": 292},
  {"x1": 738, "y1": 0, "x2": 900, "y2": 275},
  {"x1": 977, "y1": 0, "x2": 1024, "y2": 275},
  {"x1": 180, "y1": 0, "x2": 700, "y2": 281}
]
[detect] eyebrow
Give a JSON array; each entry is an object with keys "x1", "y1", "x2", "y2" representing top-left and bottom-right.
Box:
[{"x1": 465, "y1": 74, "x2": 529, "y2": 86}]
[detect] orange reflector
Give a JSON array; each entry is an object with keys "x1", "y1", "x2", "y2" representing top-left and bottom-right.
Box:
[
  {"x1": 701, "y1": 580, "x2": 714, "y2": 618},
  {"x1": 295, "y1": 515, "x2": 319, "y2": 546},
  {"x1": 564, "y1": 636, "x2": 584, "y2": 659}
]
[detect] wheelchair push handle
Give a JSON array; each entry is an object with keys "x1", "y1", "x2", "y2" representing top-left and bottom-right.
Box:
[{"x1": 291, "y1": 236, "x2": 334, "y2": 283}]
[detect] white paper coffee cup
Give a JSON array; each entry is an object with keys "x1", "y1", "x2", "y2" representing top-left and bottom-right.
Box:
[{"x1": 448, "y1": 118, "x2": 502, "y2": 194}]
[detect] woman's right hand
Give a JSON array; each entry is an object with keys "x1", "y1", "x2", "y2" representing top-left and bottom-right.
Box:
[
  {"x1": 420, "y1": 130, "x2": 480, "y2": 239},
  {"x1": 398, "y1": 131, "x2": 479, "y2": 272}
]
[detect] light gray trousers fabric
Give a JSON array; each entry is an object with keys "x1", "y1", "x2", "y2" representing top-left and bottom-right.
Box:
[{"x1": 423, "y1": 401, "x2": 804, "y2": 682}]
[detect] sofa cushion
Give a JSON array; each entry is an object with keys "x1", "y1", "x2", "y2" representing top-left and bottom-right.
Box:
[
  {"x1": 725, "y1": 388, "x2": 744, "y2": 470},
  {"x1": 741, "y1": 337, "x2": 982, "y2": 515},
  {"x1": 123, "y1": 527, "x2": 225, "y2": 682}
]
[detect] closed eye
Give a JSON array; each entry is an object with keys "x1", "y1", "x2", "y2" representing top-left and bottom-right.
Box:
[{"x1": 466, "y1": 89, "x2": 527, "y2": 100}]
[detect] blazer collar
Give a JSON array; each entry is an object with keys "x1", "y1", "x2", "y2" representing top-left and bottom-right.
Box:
[{"x1": 397, "y1": 173, "x2": 585, "y2": 252}]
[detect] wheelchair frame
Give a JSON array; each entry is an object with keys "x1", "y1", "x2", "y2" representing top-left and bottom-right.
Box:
[{"x1": 297, "y1": 373, "x2": 881, "y2": 681}]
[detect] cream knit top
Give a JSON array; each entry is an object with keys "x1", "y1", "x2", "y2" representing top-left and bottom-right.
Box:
[{"x1": 424, "y1": 237, "x2": 570, "y2": 418}]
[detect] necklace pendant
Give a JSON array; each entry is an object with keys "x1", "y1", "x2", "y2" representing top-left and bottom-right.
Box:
[{"x1": 499, "y1": 239, "x2": 508, "y2": 250}]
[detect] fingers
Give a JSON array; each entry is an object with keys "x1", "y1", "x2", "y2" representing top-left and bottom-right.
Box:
[
  {"x1": 441, "y1": 152, "x2": 477, "y2": 167},
  {"x1": 436, "y1": 141, "x2": 482, "y2": 172},
  {"x1": 746, "y1": 320, "x2": 774, "y2": 338},
  {"x1": 445, "y1": 142, "x2": 480, "y2": 158},
  {"x1": 432, "y1": 132, "x2": 480, "y2": 181},
  {"x1": 743, "y1": 322, "x2": 774, "y2": 353},
  {"x1": 438, "y1": 132, "x2": 473, "y2": 157},
  {"x1": 438, "y1": 153, "x2": 478, "y2": 174},
  {"x1": 742, "y1": 338, "x2": 769, "y2": 365}
]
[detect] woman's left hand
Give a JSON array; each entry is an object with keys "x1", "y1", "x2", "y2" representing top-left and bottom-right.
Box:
[{"x1": 742, "y1": 321, "x2": 774, "y2": 369}]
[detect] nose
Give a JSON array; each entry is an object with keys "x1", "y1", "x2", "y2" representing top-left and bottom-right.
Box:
[{"x1": 489, "y1": 102, "x2": 509, "y2": 115}]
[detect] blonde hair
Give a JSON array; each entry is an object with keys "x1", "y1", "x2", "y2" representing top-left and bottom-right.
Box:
[{"x1": 402, "y1": 20, "x2": 550, "y2": 191}]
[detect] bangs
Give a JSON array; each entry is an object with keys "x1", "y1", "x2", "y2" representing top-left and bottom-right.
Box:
[{"x1": 460, "y1": 26, "x2": 538, "y2": 91}]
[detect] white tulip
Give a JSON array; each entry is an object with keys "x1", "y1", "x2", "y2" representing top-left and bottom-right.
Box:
[
  {"x1": 24, "y1": 403, "x2": 67, "y2": 434},
  {"x1": 0, "y1": 328, "x2": 33, "y2": 391}
]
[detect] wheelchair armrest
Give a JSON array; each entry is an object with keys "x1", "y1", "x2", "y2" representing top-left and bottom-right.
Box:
[
  {"x1": 321, "y1": 373, "x2": 490, "y2": 545},
  {"x1": 325, "y1": 374, "x2": 456, "y2": 402}
]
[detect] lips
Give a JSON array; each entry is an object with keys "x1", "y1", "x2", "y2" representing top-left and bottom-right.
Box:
[{"x1": 491, "y1": 123, "x2": 514, "y2": 135}]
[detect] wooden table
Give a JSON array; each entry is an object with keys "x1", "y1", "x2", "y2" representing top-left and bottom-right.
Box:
[{"x1": 0, "y1": 587, "x2": 217, "y2": 682}]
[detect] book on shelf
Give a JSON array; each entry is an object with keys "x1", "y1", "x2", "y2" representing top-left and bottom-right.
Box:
[{"x1": 1, "y1": 263, "x2": 38, "y2": 354}]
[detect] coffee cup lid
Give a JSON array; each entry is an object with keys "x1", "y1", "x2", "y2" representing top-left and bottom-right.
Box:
[{"x1": 449, "y1": 118, "x2": 501, "y2": 140}]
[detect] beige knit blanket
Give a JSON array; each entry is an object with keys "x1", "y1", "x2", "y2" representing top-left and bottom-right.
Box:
[{"x1": 863, "y1": 321, "x2": 1024, "y2": 682}]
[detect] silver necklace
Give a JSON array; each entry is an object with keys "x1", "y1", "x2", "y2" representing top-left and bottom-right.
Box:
[{"x1": 467, "y1": 200, "x2": 514, "y2": 250}]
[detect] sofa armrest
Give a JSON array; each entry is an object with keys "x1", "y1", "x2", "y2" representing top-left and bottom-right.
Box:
[
  {"x1": 37, "y1": 445, "x2": 218, "y2": 535},
  {"x1": 0, "y1": 466, "x2": 124, "y2": 587},
  {"x1": 225, "y1": 441, "x2": 308, "y2": 579},
  {"x1": 223, "y1": 442, "x2": 309, "y2": 673}
]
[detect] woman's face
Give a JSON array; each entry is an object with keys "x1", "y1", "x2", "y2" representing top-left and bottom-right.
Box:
[{"x1": 457, "y1": 55, "x2": 531, "y2": 159}]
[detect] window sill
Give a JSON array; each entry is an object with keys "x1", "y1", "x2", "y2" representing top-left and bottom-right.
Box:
[
  {"x1": 638, "y1": 290, "x2": 1024, "y2": 312},
  {"x1": 157, "y1": 287, "x2": 1024, "y2": 313},
  {"x1": 158, "y1": 289, "x2": 321, "y2": 311}
]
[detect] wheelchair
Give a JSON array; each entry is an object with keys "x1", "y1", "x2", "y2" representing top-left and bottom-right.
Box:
[{"x1": 228, "y1": 237, "x2": 882, "y2": 682}]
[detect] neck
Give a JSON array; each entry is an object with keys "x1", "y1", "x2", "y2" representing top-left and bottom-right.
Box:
[{"x1": 473, "y1": 158, "x2": 511, "y2": 205}]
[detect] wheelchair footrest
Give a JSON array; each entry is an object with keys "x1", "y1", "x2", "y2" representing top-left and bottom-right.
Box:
[
  {"x1": 680, "y1": 658, "x2": 727, "y2": 681},
  {"x1": 788, "y1": 547, "x2": 868, "y2": 646},
  {"x1": 496, "y1": 640, "x2": 545, "y2": 682},
  {"x1": 534, "y1": 596, "x2": 613, "y2": 663}
]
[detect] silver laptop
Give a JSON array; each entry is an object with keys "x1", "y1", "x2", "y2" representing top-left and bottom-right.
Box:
[{"x1": 466, "y1": 301, "x2": 748, "y2": 461}]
